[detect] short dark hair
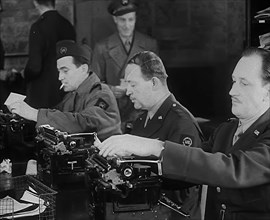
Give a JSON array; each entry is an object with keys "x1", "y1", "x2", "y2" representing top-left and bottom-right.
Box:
[
  {"x1": 72, "y1": 56, "x2": 91, "y2": 71},
  {"x1": 34, "y1": 0, "x2": 55, "y2": 7},
  {"x1": 127, "y1": 51, "x2": 168, "y2": 85},
  {"x1": 242, "y1": 47, "x2": 270, "y2": 85}
]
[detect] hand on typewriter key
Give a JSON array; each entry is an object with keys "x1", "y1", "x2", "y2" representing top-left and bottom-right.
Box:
[
  {"x1": 8, "y1": 101, "x2": 38, "y2": 122},
  {"x1": 96, "y1": 134, "x2": 164, "y2": 157}
]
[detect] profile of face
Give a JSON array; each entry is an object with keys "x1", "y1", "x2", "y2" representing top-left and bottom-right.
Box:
[
  {"x1": 229, "y1": 54, "x2": 270, "y2": 120},
  {"x1": 57, "y1": 56, "x2": 88, "y2": 92},
  {"x1": 113, "y1": 12, "x2": 136, "y2": 38},
  {"x1": 125, "y1": 63, "x2": 154, "y2": 110}
]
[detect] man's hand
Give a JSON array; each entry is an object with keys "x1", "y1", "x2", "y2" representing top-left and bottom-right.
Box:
[
  {"x1": 95, "y1": 134, "x2": 164, "y2": 157},
  {"x1": 8, "y1": 101, "x2": 38, "y2": 122}
]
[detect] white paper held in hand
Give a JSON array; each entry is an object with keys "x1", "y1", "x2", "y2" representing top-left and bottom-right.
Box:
[{"x1": 4, "y1": 92, "x2": 26, "y2": 107}]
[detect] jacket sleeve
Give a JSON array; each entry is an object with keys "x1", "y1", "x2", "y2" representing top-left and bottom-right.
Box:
[
  {"x1": 36, "y1": 89, "x2": 121, "y2": 140},
  {"x1": 24, "y1": 24, "x2": 45, "y2": 81},
  {"x1": 162, "y1": 131, "x2": 270, "y2": 188}
]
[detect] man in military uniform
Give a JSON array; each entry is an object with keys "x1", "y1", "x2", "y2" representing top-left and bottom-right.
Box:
[
  {"x1": 98, "y1": 47, "x2": 270, "y2": 220},
  {"x1": 99, "y1": 51, "x2": 204, "y2": 219},
  {"x1": 8, "y1": 40, "x2": 121, "y2": 141},
  {"x1": 92, "y1": 0, "x2": 159, "y2": 132}
]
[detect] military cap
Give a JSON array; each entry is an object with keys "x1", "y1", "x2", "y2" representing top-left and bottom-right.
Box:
[
  {"x1": 56, "y1": 40, "x2": 91, "y2": 63},
  {"x1": 108, "y1": 0, "x2": 138, "y2": 16}
]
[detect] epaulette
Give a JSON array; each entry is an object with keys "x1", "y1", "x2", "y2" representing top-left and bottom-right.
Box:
[
  {"x1": 90, "y1": 82, "x2": 102, "y2": 93},
  {"x1": 227, "y1": 117, "x2": 237, "y2": 122}
]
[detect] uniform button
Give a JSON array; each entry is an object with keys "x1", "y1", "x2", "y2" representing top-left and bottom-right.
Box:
[
  {"x1": 172, "y1": 103, "x2": 176, "y2": 107},
  {"x1": 216, "y1": 187, "x2": 221, "y2": 192},
  {"x1": 221, "y1": 204, "x2": 226, "y2": 209}
]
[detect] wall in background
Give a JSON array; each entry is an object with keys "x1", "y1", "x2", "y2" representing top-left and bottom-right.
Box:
[
  {"x1": 75, "y1": 0, "x2": 246, "y2": 68},
  {"x1": 0, "y1": 0, "x2": 73, "y2": 71}
]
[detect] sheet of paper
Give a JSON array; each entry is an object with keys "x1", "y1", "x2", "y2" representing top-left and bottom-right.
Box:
[
  {"x1": 0, "y1": 196, "x2": 32, "y2": 215},
  {"x1": 6, "y1": 204, "x2": 46, "y2": 219},
  {"x1": 20, "y1": 190, "x2": 44, "y2": 205},
  {"x1": 4, "y1": 92, "x2": 26, "y2": 106}
]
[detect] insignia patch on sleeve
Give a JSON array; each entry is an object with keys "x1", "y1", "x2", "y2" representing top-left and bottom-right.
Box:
[
  {"x1": 95, "y1": 98, "x2": 109, "y2": 110},
  {"x1": 180, "y1": 135, "x2": 193, "y2": 147}
]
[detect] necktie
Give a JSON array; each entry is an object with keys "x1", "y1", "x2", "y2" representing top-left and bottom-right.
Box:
[
  {"x1": 124, "y1": 40, "x2": 131, "y2": 52},
  {"x1": 233, "y1": 124, "x2": 243, "y2": 145}
]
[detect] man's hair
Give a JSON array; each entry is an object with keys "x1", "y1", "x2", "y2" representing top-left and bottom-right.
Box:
[
  {"x1": 127, "y1": 51, "x2": 168, "y2": 85},
  {"x1": 72, "y1": 56, "x2": 91, "y2": 72},
  {"x1": 34, "y1": 0, "x2": 55, "y2": 7},
  {"x1": 242, "y1": 47, "x2": 270, "y2": 85}
]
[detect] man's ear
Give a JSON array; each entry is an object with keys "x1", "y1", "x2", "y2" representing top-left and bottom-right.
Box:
[
  {"x1": 81, "y1": 64, "x2": 89, "y2": 74},
  {"x1": 262, "y1": 84, "x2": 270, "y2": 101},
  {"x1": 113, "y1": 16, "x2": 117, "y2": 24},
  {"x1": 151, "y1": 77, "x2": 160, "y2": 90}
]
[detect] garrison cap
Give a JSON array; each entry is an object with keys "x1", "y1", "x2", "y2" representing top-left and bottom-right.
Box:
[
  {"x1": 56, "y1": 40, "x2": 91, "y2": 63},
  {"x1": 108, "y1": 0, "x2": 138, "y2": 16}
]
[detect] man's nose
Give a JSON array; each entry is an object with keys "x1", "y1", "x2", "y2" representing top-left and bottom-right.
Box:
[
  {"x1": 126, "y1": 86, "x2": 131, "y2": 96},
  {"x1": 58, "y1": 72, "x2": 63, "y2": 80},
  {"x1": 229, "y1": 82, "x2": 238, "y2": 96}
]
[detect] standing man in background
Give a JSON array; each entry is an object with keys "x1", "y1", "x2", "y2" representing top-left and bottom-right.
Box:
[
  {"x1": 92, "y1": 0, "x2": 159, "y2": 132},
  {"x1": 24, "y1": 0, "x2": 76, "y2": 108}
]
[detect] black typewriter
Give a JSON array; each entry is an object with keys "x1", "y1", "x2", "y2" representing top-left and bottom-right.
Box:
[
  {"x1": 36, "y1": 124, "x2": 96, "y2": 188},
  {"x1": 0, "y1": 110, "x2": 36, "y2": 161},
  {"x1": 85, "y1": 149, "x2": 189, "y2": 220}
]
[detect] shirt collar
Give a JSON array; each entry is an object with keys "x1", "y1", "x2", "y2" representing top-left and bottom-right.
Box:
[
  {"x1": 239, "y1": 107, "x2": 269, "y2": 133},
  {"x1": 147, "y1": 93, "x2": 170, "y2": 119},
  {"x1": 119, "y1": 34, "x2": 133, "y2": 45}
]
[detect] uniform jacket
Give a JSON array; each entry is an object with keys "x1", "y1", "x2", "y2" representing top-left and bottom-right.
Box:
[
  {"x1": 131, "y1": 94, "x2": 203, "y2": 220},
  {"x1": 24, "y1": 10, "x2": 76, "y2": 109},
  {"x1": 36, "y1": 73, "x2": 122, "y2": 141},
  {"x1": 92, "y1": 31, "x2": 158, "y2": 86},
  {"x1": 162, "y1": 108, "x2": 270, "y2": 220},
  {"x1": 92, "y1": 31, "x2": 159, "y2": 125}
]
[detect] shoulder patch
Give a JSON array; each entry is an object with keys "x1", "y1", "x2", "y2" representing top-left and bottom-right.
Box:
[
  {"x1": 180, "y1": 134, "x2": 194, "y2": 147},
  {"x1": 95, "y1": 98, "x2": 109, "y2": 110}
]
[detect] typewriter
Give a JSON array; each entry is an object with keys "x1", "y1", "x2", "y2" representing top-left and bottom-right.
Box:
[
  {"x1": 0, "y1": 110, "x2": 36, "y2": 160},
  {"x1": 36, "y1": 124, "x2": 96, "y2": 188},
  {"x1": 85, "y1": 149, "x2": 189, "y2": 220}
]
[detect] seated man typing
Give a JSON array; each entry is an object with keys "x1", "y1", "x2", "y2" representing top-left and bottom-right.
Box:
[
  {"x1": 8, "y1": 40, "x2": 121, "y2": 140},
  {"x1": 112, "y1": 51, "x2": 204, "y2": 220}
]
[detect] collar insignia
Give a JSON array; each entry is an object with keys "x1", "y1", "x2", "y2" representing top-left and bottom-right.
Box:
[{"x1": 254, "y1": 130, "x2": 260, "y2": 136}]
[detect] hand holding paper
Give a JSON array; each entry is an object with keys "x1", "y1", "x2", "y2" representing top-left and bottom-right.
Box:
[
  {"x1": 5, "y1": 93, "x2": 38, "y2": 122},
  {"x1": 8, "y1": 101, "x2": 38, "y2": 122},
  {"x1": 4, "y1": 92, "x2": 26, "y2": 108}
]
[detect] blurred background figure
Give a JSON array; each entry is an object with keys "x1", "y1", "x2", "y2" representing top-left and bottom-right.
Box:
[
  {"x1": 23, "y1": 0, "x2": 76, "y2": 109},
  {"x1": 0, "y1": 36, "x2": 7, "y2": 109}
]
